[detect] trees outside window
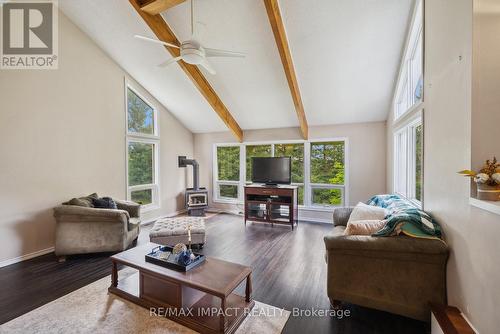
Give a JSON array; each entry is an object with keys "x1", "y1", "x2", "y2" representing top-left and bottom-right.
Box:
[
  {"x1": 214, "y1": 140, "x2": 347, "y2": 208},
  {"x1": 310, "y1": 141, "x2": 345, "y2": 206},
  {"x1": 126, "y1": 86, "x2": 159, "y2": 210},
  {"x1": 216, "y1": 146, "x2": 241, "y2": 200},
  {"x1": 275, "y1": 143, "x2": 304, "y2": 205},
  {"x1": 394, "y1": 116, "x2": 423, "y2": 206}
]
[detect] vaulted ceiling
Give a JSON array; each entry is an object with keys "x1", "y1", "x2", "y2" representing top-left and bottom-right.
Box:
[{"x1": 59, "y1": 0, "x2": 413, "y2": 134}]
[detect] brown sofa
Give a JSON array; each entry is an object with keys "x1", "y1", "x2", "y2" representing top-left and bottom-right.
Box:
[
  {"x1": 53, "y1": 200, "x2": 141, "y2": 259},
  {"x1": 324, "y1": 207, "x2": 449, "y2": 322}
]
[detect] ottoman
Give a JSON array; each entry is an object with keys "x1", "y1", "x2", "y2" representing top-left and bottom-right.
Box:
[{"x1": 149, "y1": 216, "x2": 206, "y2": 248}]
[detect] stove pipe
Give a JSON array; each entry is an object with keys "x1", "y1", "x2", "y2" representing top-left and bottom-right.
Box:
[{"x1": 178, "y1": 156, "x2": 199, "y2": 190}]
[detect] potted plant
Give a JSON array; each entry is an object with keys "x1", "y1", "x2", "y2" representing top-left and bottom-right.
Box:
[{"x1": 459, "y1": 157, "x2": 500, "y2": 201}]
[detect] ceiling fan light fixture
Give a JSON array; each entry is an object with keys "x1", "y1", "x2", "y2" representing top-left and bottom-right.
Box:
[{"x1": 181, "y1": 49, "x2": 205, "y2": 65}]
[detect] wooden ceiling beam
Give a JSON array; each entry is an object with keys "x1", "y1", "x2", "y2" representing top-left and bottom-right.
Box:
[
  {"x1": 139, "y1": 0, "x2": 186, "y2": 15},
  {"x1": 130, "y1": 0, "x2": 243, "y2": 142},
  {"x1": 263, "y1": 0, "x2": 308, "y2": 140}
]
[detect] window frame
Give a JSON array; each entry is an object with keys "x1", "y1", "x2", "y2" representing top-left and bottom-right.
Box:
[
  {"x1": 212, "y1": 143, "x2": 244, "y2": 203},
  {"x1": 393, "y1": 0, "x2": 424, "y2": 121},
  {"x1": 307, "y1": 139, "x2": 348, "y2": 208},
  {"x1": 212, "y1": 138, "x2": 349, "y2": 211},
  {"x1": 393, "y1": 111, "x2": 423, "y2": 208},
  {"x1": 125, "y1": 80, "x2": 160, "y2": 212}
]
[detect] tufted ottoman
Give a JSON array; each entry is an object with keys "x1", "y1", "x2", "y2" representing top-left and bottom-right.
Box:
[{"x1": 149, "y1": 216, "x2": 206, "y2": 248}]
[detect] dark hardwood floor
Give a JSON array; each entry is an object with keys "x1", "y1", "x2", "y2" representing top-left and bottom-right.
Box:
[{"x1": 0, "y1": 214, "x2": 428, "y2": 334}]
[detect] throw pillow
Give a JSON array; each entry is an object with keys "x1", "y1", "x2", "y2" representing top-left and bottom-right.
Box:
[
  {"x1": 344, "y1": 220, "x2": 387, "y2": 236},
  {"x1": 63, "y1": 193, "x2": 99, "y2": 207},
  {"x1": 347, "y1": 202, "x2": 387, "y2": 223},
  {"x1": 92, "y1": 197, "x2": 117, "y2": 209}
]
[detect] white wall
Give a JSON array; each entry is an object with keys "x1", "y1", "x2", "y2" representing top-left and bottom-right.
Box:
[
  {"x1": 0, "y1": 11, "x2": 193, "y2": 265},
  {"x1": 194, "y1": 122, "x2": 387, "y2": 222},
  {"x1": 387, "y1": 0, "x2": 500, "y2": 332},
  {"x1": 472, "y1": 0, "x2": 500, "y2": 172}
]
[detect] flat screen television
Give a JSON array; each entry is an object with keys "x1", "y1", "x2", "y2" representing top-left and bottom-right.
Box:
[{"x1": 251, "y1": 157, "x2": 291, "y2": 185}]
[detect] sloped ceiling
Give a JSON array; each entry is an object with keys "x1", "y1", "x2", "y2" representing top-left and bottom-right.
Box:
[{"x1": 59, "y1": 0, "x2": 413, "y2": 133}]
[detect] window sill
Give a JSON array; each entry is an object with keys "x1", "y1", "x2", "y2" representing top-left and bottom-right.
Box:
[
  {"x1": 213, "y1": 199, "x2": 241, "y2": 205},
  {"x1": 299, "y1": 205, "x2": 339, "y2": 213},
  {"x1": 141, "y1": 204, "x2": 160, "y2": 213},
  {"x1": 469, "y1": 198, "x2": 500, "y2": 216}
]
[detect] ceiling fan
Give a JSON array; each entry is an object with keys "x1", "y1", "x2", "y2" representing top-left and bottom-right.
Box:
[{"x1": 134, "y1": 0, "x2": 245, "y2": 75}]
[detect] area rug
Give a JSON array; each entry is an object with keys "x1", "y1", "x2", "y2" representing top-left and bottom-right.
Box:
[{"x1": 0, "y1": 270, "x2": 290, "y2": 334}]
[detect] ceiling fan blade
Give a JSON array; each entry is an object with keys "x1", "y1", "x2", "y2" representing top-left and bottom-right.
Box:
[
  {"x1": 134, "y1": 35, "x2": 180, "y2": 49},
  {"x1": 205, "y1": 48, "x2": 245, "y2": 58},
  {"x1": 158, "y1": 56, "x2": 183, "y2": 68},
  {"x1": 199, "y1": 59, "x2": 216, "y2": 75}
]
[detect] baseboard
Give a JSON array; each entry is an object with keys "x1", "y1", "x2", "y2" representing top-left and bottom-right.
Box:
[
  {"x1": 0, "y1": 246, "x2": 55, "y2": 268},
  {"x1": 206, "y1": 208, "x2": 244, "y2": 216},
  {"x1": 0, "y1": 209, "x2": 187, "y2": 268}
]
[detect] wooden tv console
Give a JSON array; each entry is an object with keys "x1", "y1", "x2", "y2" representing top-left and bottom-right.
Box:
[{"x1": 244, "y1": 185, "x2": 298, "y2": 230}]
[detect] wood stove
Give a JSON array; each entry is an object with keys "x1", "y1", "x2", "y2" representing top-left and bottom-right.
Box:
[{"x1": 179, "y1": 156, "x2": 208, "y2": 216}]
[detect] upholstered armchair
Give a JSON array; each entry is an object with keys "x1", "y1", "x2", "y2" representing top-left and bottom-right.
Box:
[
  {"x1": 324, "y1": 207, "x2": 449, "y2": 322},
  {"x1": 53, "y1": 200, "x2": 140, "y2": 260}
]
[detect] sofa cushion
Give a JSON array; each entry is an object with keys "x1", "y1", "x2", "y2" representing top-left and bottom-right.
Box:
[
  {"x1": 348, "y1": 202, "x2": 387, "y2": 223},
  {"x1": 344, "y1": 220, "x2": 387, "y2": 236},
  {"x1": 92, "y1": 197, "x2": 117, "y2": 209},
  {"x1": 63, "y1": 193, "x2": 99, "y2": 207}
]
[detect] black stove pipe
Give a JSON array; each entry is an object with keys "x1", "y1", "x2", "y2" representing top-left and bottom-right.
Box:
[{"x1": 178, "y1": 156, "x2": 199, "y2": 190}]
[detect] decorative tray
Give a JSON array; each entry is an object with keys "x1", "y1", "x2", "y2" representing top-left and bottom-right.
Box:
[{"x1": 145, "y1": 245, "x2": 205, "y2": 272}]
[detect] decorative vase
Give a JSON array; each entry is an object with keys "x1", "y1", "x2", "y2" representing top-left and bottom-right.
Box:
[{"x1": 476, "y1": 183, "x2": 500, "y2": 201}]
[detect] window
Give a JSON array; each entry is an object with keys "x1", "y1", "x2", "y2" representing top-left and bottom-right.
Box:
[
  {"x1": 394, "y1": 0, "x2": 423, "y2": 120},
  {"x1": 126, "y1": 85, "x2": 159, "y2": 210},
  {"x1": 394, "y1": 116, "x2": 423, "y2": 205},
  {"x1": 215, "y1": 146, "x2": 240, "y2": 200},
  {"x1": 213, "y1": 139, "x2": 348, "y2": 208},
  {"x1": 392, "y1": 0, "x2": 424, "y2": 206},
  {"x1": 309, "y1": 141, "x2": 345, "y2": 206},
  {"x1": 275, "y1": 143, "x2": 304, "y2": 205}
]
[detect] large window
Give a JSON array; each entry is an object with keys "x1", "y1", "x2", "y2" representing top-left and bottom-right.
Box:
[
  {"x1": 126, "y1": 85, "x2": 159, "y2": 210},
  {"x1": 394, "y1": 116, "x2": 423, "y2": 205},
  {"x1": 392, "y1": 0, "x2": 424, "y2": 207},
  {"x1": 275, "y1": 143, "x2": 304, "y2": 205},
  {"x1": 215, "y1": 146, "x2": 240, "y2": 200},
  {"x1": 310, "y1": 141, "x2": 345, "y2": 206},
  {"x1": 394, "y1": 0, "x2": 423, "y2": 120},
  {"x1": 213, "y1": 140, "x2": 347, "y2": 208}
]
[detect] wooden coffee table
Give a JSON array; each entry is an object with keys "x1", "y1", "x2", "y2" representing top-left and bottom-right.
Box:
[{"x1": 108, "y1": 243, "x2": 254, "y2": 334}]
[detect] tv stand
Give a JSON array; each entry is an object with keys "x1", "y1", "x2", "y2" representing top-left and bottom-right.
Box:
[{"x1": 244, "y1": 185, "x2": 298, "y2": 230}]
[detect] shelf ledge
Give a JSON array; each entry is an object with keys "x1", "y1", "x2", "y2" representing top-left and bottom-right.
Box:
[{"x1": 469, "y1": 198, "x2": 500, "y2": 215}]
